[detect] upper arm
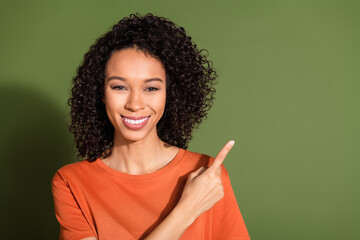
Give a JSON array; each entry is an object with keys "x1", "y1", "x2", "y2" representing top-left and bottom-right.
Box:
[
  {"x1": 51, "y1": 171, "x2": 97, "y2": 240},
  {"x1": 211, "y1": 164, "x2": 251, "y2": 239}
]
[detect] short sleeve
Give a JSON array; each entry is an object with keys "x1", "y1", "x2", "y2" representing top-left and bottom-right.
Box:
[
  {"x1": 51, "y1": 171, "x2": 96, "y2": 240},
  {"x1": 211, "y1": 164, "x2": 250, "y2": 240}
]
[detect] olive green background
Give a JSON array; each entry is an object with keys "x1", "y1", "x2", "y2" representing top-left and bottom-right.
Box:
[{"x1": 0, "y1": 0, "x2": 359, "y2": 239}]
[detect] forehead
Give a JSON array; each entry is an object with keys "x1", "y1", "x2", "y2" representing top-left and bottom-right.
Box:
[{"x1": 105, "y1": 48, "x2": 166, "y2": 80}]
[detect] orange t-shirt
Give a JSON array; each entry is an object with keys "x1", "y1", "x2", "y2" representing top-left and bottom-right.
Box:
[{"x1": 51, "y1": 148, "x2": 250, "y2": 240}]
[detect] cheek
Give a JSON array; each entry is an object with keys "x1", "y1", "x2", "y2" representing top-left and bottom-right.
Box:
[
  {"x1": 103, "y1": 94, "x2": 125, "y2": 120},
  {"x1": 104, "y1": 91, "x2": 126, "y2": 107},
  {"x1": 104, "y1": 101, "x2": 117, "y2": 125},
  {"x1": 147, "y1": 93, "x2": 166, "y2": 115},
  {"x1": 157, "y1": 92, "x2": 167, "y2": 112},
  {"x1": 104, "y1": 98, "x2": 116, "y2": 113}
]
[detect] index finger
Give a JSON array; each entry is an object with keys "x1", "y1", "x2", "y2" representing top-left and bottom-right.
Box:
[{"x1": 208, "y1": 140, "x2": 235, "y2": 173}]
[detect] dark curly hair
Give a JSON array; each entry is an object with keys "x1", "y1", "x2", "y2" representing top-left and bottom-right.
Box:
[{"x1": 68, "y1": 13, "x2": 217, "y2": 162}]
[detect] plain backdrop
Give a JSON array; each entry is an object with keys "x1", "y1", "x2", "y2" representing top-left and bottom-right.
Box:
[{"x1": 0, "y1": 0, "x2": 359, "y2": 239}]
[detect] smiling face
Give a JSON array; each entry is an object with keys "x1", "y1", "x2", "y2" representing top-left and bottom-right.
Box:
[{"x1": 102, "y1": 47, "x2": 166, "y2": 143}]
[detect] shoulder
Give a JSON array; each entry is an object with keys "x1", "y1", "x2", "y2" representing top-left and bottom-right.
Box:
[
  {"x1": 57, "y1": 159, "x2": 92, "y2": 175},
  {"x1": 51, "y1": 159, "x2": 94, "y2": 185},
  {"x1": 181, "y1": 148, "x2": 218, "y2": 169},
  {"x1": 182, "y1": 149, "x2": 230, "y2": 177}
]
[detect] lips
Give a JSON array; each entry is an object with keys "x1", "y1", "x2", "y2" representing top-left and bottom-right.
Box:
[
  {"x1": 121, "y1": 115, "x2": 150, "y2": 130},
  {"x1": 121, "y1": 115, "x2": 149, "y2": 120}
]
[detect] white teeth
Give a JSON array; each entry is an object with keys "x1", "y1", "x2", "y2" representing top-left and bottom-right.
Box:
[{"x1": 123, "y1": 116, "x2": 149, "y2": 125}]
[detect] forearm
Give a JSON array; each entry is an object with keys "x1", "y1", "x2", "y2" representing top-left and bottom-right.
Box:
[
  {"x1": 144, "y1": 153, "x2": 228, "y2": 240},
  {"x1": 144, "y1": 204, "x2": 195, "y2": 240}
]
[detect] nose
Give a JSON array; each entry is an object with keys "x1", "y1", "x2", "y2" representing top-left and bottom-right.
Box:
[{"x1": 125, "y1": 91, "x2": 145, "y2": 112}]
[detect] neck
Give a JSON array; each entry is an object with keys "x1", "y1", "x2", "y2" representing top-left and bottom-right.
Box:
[{"x1": 102, "y1": 129, "x2": 179, "y2": 175}]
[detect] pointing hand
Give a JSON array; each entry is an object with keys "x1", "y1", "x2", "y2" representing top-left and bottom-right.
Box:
[{"x1": 177, "y1": 140, "x2": 235, "y2": 223}]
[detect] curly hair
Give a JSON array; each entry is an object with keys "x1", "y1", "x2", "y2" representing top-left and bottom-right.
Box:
[{"x1": 68, "y1": 13, "x2": 217, "y2": 162}]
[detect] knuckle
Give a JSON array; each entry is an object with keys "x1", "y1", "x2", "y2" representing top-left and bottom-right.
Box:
[
  {"x1": 218, "y1": 153, "x2": 225, "y2": 160},
  {"x1": 219, "y1": 187, "x2": 224, "y2": 196},
  {"x1": 215, "y1": 191, "x2": 224, "y2": 201},
  {"x1": 217, "y1": 186, "x2": 224, "y2": 197},
  {"x1": 214, "y1": 178, "x2": 222, "y2": 185},
  {"x1": 220, "y1": 190, "x2": 224, "y2": 198},
  {"x1": 204, "y1": 171, "x2": 213, "y2": 179}
]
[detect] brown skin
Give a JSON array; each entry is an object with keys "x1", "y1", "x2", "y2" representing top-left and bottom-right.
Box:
[
  {"x1": 144, "y1": 140, "x2": 235, "y2": 240},
  {"x1": 80, "y1": 141, "x2": 234, "y2": 240},
  {"x1": 80, "y1": 48, "x2": 234, "y2": 240},
  {"x1": 101, "y1": 47, "x2": 179, "y2": 174}
]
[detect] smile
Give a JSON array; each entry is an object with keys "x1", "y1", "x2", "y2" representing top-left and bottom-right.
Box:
[
  {"x1": 121, "y1": 115, "x2": 150, "y2": 130},
  {"x1": 123, "y1": 116, "x2": 149, "y2": 124}
]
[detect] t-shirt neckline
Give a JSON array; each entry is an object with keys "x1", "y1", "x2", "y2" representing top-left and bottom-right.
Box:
[{"x1": 94, "y1": 148, "x2": 186, "y2": 181}]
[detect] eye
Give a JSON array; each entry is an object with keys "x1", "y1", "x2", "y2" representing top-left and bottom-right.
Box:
[
  {"x1": 112, "y1": 86, "x2": 126, "y2": 90},
  {"x1": 145, "y1": 87, "x2": 159, "y2": 91}
]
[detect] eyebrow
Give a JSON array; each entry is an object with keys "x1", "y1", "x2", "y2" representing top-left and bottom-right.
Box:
[{"x1": 107, "y1": 76, "x2": 163, "y2": 83}]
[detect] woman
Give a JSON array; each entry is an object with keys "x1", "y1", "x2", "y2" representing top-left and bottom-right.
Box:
[{"x1": 51, "y1": 13, "x2": 250, "y2": 240}]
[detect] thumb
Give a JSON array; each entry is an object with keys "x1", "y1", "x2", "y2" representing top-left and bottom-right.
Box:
[{"x1": 189, "y1": 166, "x2": 207, "y2": 179}]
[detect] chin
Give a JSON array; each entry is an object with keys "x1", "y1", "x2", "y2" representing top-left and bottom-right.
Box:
[
  {"x1": 122, "y1": 135, "x2": 147, "y2": 143},
  {"x1": 116, "y1": 128, "x2": 155, "y2": 143}
]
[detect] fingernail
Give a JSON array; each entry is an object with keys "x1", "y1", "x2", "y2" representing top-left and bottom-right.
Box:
[{"x1": 229, "y1": 140, "x2": 235, "y2": 146}]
